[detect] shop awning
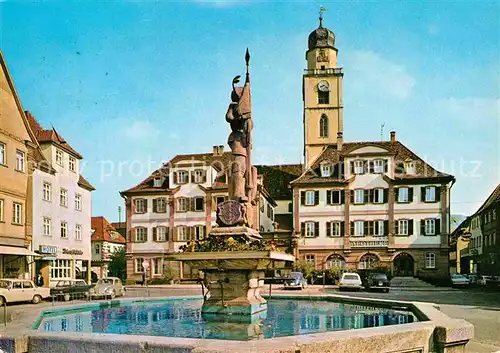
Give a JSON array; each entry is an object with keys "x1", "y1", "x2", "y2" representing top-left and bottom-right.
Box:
[{"x1": 0, "y1": 246, "x2": 40, "y2": 256}]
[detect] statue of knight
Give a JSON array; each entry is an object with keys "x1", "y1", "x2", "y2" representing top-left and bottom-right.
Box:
[{"x1": 225, "y1": 49, "x2": 258, "y2": 228}]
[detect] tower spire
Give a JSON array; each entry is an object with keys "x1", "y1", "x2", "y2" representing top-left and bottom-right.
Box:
[{"x1": 319, "y1": 6, "x2": 327, "y2": 28}]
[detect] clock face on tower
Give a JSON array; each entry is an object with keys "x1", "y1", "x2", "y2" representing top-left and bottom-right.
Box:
[{"x1": 318, "y1": 80, "x2": 329, "y2": 92}]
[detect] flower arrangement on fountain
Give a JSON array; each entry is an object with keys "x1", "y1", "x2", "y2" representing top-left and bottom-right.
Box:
[{"x1": 179, "y1": 235, "x2": 279, "y2": 253}]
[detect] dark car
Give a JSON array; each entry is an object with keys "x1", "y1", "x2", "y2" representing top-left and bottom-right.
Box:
[
  {"x1": 50, "y1": 279, "x2": 93, "y2": 301},
  {"x1": 283, "y1": 272, "x2": 307, "y2": 290},
  {"x1": 365, "y1": 273, "x2": 390, "y2": 292}
]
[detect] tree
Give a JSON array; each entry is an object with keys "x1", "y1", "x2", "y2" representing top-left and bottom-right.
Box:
[{"x1": 108, "y1": 247, "x2": 127, "y2": 281}]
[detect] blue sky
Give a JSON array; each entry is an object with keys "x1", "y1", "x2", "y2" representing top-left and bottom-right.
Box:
[{"x1": 1, "y1": 1, "x2": 498, "y2": 221}]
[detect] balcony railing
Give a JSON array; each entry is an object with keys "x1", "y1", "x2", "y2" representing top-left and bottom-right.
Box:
[
  {"x1": 350, "y1": 237, "x2": 388, "y2": 248},
  {"x1": 304, "y1": 68, "x2": 343, "y2": 75}
]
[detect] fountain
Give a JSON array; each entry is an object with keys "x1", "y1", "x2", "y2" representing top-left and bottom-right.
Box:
[{"x1": 165, "y1": 49, "x2": 295, "y2": 320}]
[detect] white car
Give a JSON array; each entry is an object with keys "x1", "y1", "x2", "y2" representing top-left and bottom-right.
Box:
[
  {"x1": 450, "y1": 274, "x2": 469, "y2": 287},
  {"x1": 89, "y1": 277, "x2": 125, "y2": 299},
  {"x1": 0, "y1": 279, "x2": 50, "y2": 305},
  {"x1": 339, "y1": 273, "x2": 363, "y2": 291},
  {"x1": 478, "y1": 276, "x2": 493, "y2": 286}
]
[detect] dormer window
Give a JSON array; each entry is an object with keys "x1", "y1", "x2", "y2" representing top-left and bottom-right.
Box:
[
  {"x1": 373, "y1": 159, "x2": 385, "y2": 174},
  {"x1": 153, "y1": 178, "x2": 162, "y2": 188},
  {"x1": 353, "y1": 160, "x2": 365, "y2": 174},
  {"x1": 406, "y1": 161, "x2": 416, "y2": 175},
  {"x1": 321, "y1": 163, "x2": 331, "y2": 177},
  {"x1": 193, "y1": 169, "x2": 205, "y2": 183},
  {"x1": 176, "y1": 170, "x2": 188, "y2": 184}
]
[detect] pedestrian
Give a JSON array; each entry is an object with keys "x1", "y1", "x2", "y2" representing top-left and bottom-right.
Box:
[{"x1": 36, "y1": 272, "x2": 44, "y2": 287}]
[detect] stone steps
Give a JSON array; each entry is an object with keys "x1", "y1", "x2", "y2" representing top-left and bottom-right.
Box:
[{"x1": 390, "y1": 276, "x2": 435, "y2": 288}]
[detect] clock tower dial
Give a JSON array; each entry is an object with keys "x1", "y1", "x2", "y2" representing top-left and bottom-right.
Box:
[{"x1": 318, "y1": 80, "x2": 329, "y2": 92}]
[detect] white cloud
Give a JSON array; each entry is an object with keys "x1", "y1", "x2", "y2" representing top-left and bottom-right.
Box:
[
  {"x1": 434, "y1": 97, "x2": 499, "y2": 124},
  {"x1": 123, "y1": 120, "x2": 160, "y2": 140},
  {"x1": 346, "y1": 50, "x2": 416, "y2": 99}
]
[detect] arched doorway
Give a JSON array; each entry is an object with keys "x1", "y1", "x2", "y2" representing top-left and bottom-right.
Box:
[
  {"x1": 358, "y1": 254, "x2": 380, "y2": 270},
  {"x1": 393, "y1": 253, "x2": 414, "y2": 277}
]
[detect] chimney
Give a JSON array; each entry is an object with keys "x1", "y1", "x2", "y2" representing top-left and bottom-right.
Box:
[
  {"x1": 337, "y1": 132, "x2": 343, "y2": 150},
  {"x1": 390, "y1": 131, "x2": 396, "y2": 144},
  {"x1": 218, "y1": 145, "x2": 224, "y2": 154},
  {"x1": 212, "y1": 146, "x2": 218, "y2": 156}
]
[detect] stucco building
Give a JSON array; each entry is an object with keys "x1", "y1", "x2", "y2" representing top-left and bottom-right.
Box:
[{"x1": 91, "y1": 216, "x2": 126, "y2": 279}]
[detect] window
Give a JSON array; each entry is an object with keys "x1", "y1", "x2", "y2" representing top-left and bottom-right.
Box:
[
  {"x1": 43, "y1": 182, "x2": 51, "y2": 201},
  {"x1": 319, "y1": 114, "x2": 329, "y2": 138},
  {"x1": 193, "y1": 197, "x2": 204, "y2": 212},
  {"x1": 425, "y1": 253, "x2": 435, "y2": 269},
  {"x1": 425, "y1": 219, "x2": 435, "y2": 236},
  {"x1": 373, "y1": 160, "x2": 385, "y2": 173},
  {"x1": 43, "y1": 217, "x2": 51, "y2": 236},
  {"x1": 329, "y1": 221, "x2": 341, "y2": 237},
  {"x1": 398, "y1": 187, "x2": 409, "y2": 203},
  {"x1": 75, "y1": 224, "x2": 82, "y2": 240},
  {"x1": 193, "y1": 169, "x2": 204, "y2": 183},
  {"x1": 12, "y1": 203, "x2": 22, "y2": 224},
  {"x1": 135, "y1": 258, "x2": 144, "y2": 273},
  {"x1": 215, "y1": 196, "x2": 226, "y2": 206},
  {"x1": 305, "y1": 222, "x2": 316, "y2": 237},
  {"x1": 156, "y1": 198, "x2": 167, "y2": 213},
  {"x1": 321, "y1": 163, "x2": 331, "y2": 177},
  {"x1": 178, "y1": 226, "x2": 187, "y2": 241},
  {"x1": 372, "y1": 188, "x2": 384, "y2": 204},
  {"x1": 424, "y1": 186, "x2": 436, "y2": 202},
  {"x1": 353, "y1": 160, "x2": 364, "y2": 174},
  {"x1": 51, "y1": 260, "x2": 72, "y2": 280},
  {"x1": 354, "y1": 190, "x2": 364, "y2": 204},
  {"x1": 156, "y1": 227, "x2": 167, "y2": 242},
  {"x1": 325, "y1": 255, "x2": 345, "y2": 269},
  {"x1": 406, "y1": 161, "x2": 416, "y2": 175},
  {"x1": 318, "y1": 90, "x2": 329, "y2": 104},
  {"x1": 75, "y1": 194, "x2": 82, "y2": 211},
  {"x1": 177, "y1": 198, "x2": 187, "y2": 212},
  {"x1": 397, "y1": 220, "x2": 409, "y2": 236},
  {"x1": 375, "y1": 220, "x2": 385, "y2": 236},
  {"x1": 95, "y1": 244, "x2": 100, "y2": 254},
  {"x1": 177, "y1": 170, "x2": 188, "y2": 184},
  {"x1": 56, "y1": 150, "x2": 64, "y2": 166},
  {"x1": 194, "y1": 225, "x2": 205, "y2": 240},
  {"x1": 153, "y1": 259, "x2": 162, "y2": 275},
  {"x1": 0, "y1": 199, "x2": 3, "y2": 222},
  {"x1": 15, "y1": 150, "x2": 25, "y2": 172},
  {"x1": 60, "y1": 189, "x2": 68, "y2": 207},
  {"x1": 305, "y1": 254, "x2": 316, "y2": 266},
  {"x1": 60, "y1": 222, "x2": 68, "y2": 238},
  {"x1": 134, "y1": 199, "x2": 147, "y2": 213},
  {"x1": 0, "y1": 143, "x2": 5, "y2": 165},
  {"x1": 136, "y1": 227, "x2": 147, "y2": 242},
  {"x1": 305, "y1": 191, "x2": 315, "y2": 206},
  {"x1": 153, "y1": 178, "x2": 162, "y2": 187},
  {"x1": 69, "y1": 157, "x2": 76, "y2": 172},
  {"x1": 359, "y1": 254, "x2": 379, "y2": 270},
  {"x1": 354, "y1": 221, "x2": 364, "y2": 236}
]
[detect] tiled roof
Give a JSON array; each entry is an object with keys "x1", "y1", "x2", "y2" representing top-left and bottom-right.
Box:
[
  {"x1": 25, "y1": 111, "x2": 83, "y2": 159},
  {"x1": 255, "y1": 164, "x2": 302, "y2": 200},
  {"x1": 78, "y1": 175, "x2": 95, "y2": 191},
  {"x1": 91, "y1": 217, "x2": 126, "y2": 244},
  {"x1": 292, "y1": 141, "x2": 454, "y2": 185},
  {"x1": 476, "y1": 184, "x2": 500, "y2": 214}
]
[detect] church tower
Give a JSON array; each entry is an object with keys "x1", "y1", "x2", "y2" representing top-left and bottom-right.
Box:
[{"x1": 303, "y1": 14, "x2": 344, "y2": 168}]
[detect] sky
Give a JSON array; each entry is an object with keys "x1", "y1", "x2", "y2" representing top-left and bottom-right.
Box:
[{"x1": 1, "y1": 1, "x2": 498, "y2": 221}]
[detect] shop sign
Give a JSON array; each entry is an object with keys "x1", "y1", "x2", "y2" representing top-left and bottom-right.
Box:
[
  {"x1": 62, "y1": 248, "x2": 84, "y2": 256},
  {"x1": 39, "y1": 245, "x2": 57, "y2": 254}
]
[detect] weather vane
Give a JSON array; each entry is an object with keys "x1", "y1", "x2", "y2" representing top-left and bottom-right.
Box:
[{"x1": 319, "y1": 6, "x2": 327, "y2": 27}]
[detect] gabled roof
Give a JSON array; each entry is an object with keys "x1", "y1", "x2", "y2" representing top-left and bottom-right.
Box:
[
  {"x1": 475, "y1": 184, "x2": 500, "y2": 214},
  {"x1": 292, "y1": 141, "x2": 454, "y2": 185},
  {"x1": 255, "y1": 164, "x2": 302, "y2": 200},
  {"x1": 91, "y1": 217, "x2": 126, "y2": 244},
  {"x1": 78, "y1": 175, "x2": 95, "y2": 191},
  {"x1": 26, "y1": 111, "x2": 83, "y2": 159}
]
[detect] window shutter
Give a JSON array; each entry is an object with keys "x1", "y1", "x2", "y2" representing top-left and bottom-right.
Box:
[
  {"x1": 350, "y1": 191, "x2": 354, "y2": 204},
  {"x1": 350, "y1": 161, "x2": 354, "y2": 175},
  {"x1": 340, "y1": 190, "x2": 345, "y2": 204},
  {"x1": 435, "y1": 219, "x2": 441, "y2": 234},
  {"x1": 152, "y1": 199, "x2": 157, "y2": 213},
  {"x1": 340, "y1": 222, "x2": 345, "y2": 237},
  {"x1": 421, "y1": 187, "x2": 426, "y2": 202},
  {"x1": 202, "y1": 170, "x2": 207, "y2": 183},
  {"x1": 395, "y1": 188, "x2": 400, "y2": 201},
  {"x1": 202, "y1": 197, "x2": 205, "y2": 211},
  {"x1": 314, "y1": 222, "x2": 320, "y2": 237},
  {"x1": 363, "y1": 161, "x2": 369, "y2": 174},
  {"x1": 364, "y1": 190, "x2": 369, "y2": 204},
  {"x1": 326, "y1": 222, "x2": 331, "y2": 237},
  {"x1": 153, "y1": 227, "x2": 157, "y2": 242},
  {"x1": 187, "y1": 227, "x2": 193, "y2": 241},
  {"x1": 363, "y1": 221, "x2": 368, "y2": 235},
  {"x1": 435, "y1": 187, "x2": 441, "y2": 202},
  {"x1": 374, "y1": 221, "x2": 379, "y2": 235},
  {"x1": 165, "y1": 228, "x2": 170, "y2": 242},
  {"x1": 368, "y1": 221, "x2": 374, "y2": 236},
  {"x1": 173, "y1": 172, "x2": 178, "y2": 184},
  {"x1": 384, "y1": 160, "x2": 389, "y2": 173},
  {"x1": 144, "y1": 228, "x2": 148, "y2": 242},
  {"x1": 383, "y1": 189, "x2": 388, "y2": 203},
  {"x1": 369, "y1": 161, "x2": 374, "y2": 174},
  {"x1": 300, "y1": 222, "x2": 305, "y2": 237},
  {"x1": 420, "y1": 220, "x2": 426, "y2": 236},
  {"x1": 130, "y1": 228, "x2": 136, "y2": 243},
  {"x1": 408, "y1": 187, "x2": 414, "y2": 203},
  {"x1": 384, "y1": 220, "x2": 389, "y2": 235},
  {"x1": 301, "y1": 191, "x2": 305, "y2": 205},
  {"x1": 186, "y1": 198, "x2": 191, "y2": 212},
  {"x1": 203, "y1": 226, "x2": 207, "y2": 239},
  {"x1": 143, "y1": 199, "x2": 148, "y2": 213},
  {"x1": 394, "y1": 221, "x2": 399, "y2": 235},
  {"x1": 408, "y1": 220, "x2": 414, "y2": 235},
  {"x1": 350, "y1": 222, "x2": 354, "y2": 236},
  {"x1": 326, "y1": 190, "x2": 332, "y2": 205},
  {"x1": 314, "y1": 191, "x2": 319, "y2": 205}
]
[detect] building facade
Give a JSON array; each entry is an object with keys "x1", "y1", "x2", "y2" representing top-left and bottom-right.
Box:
[
  {"x1": 290, "y1": 20, "x2": 455, "y2": 281},
  {"x1": 91, "y1": 217, "x2": 126, "y2": 279},
  {"x1": 121, "y1": 146, "x2": 276, "y2": 283},
  {"x1": 27, "y1": 112, "x2": 94, "y2": 287}
]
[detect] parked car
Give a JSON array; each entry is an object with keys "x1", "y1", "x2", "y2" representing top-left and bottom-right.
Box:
[
  {"x1": 478, "y1": 276, "x2": 494, "y2": 286},
  {"x1": 283, "y1": 272, "x2": 307, "y2": 290},
  {"x1": 450, "y1": 274, "x2": 470, "y2": 287},
  {"x1": 464, "y1": 274, "x2": 478, "y2": 285},
  {"x1": 364, "y1": 273, "x2": 390, "y2": 292},
  {"x1": 89, "y1": 277, "x2": 124, "y2": 299},
  {"x1": 339, "y1": 273, "x2": 363, "y2": 291},
  {"x1": 50, "y1": 279, "x2": 93, "y2": 301},
  {"x1": 0, "y1": 279, "x2": 50, "y2": 305}
]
